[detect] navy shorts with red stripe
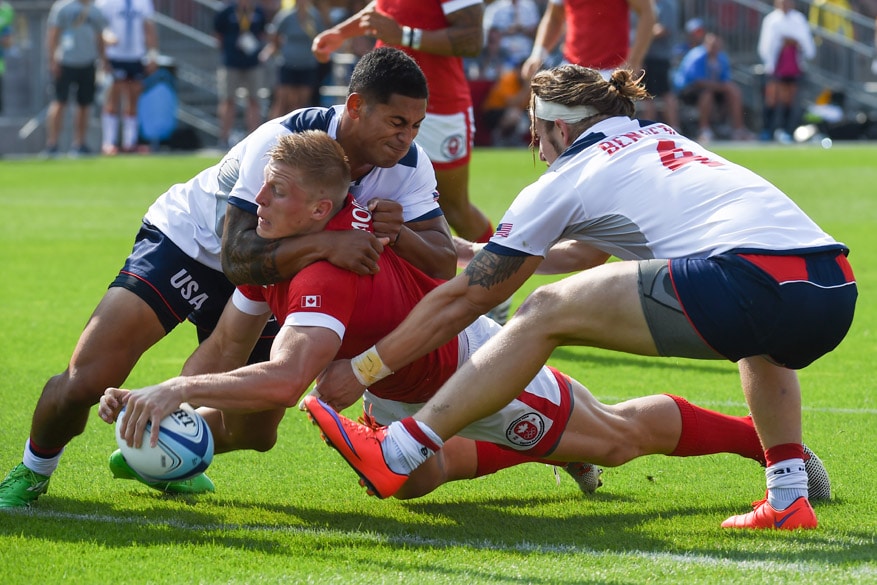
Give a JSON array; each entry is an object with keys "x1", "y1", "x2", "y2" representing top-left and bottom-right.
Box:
[
  {"x1": 668, "y1": 247, "x2": 857, "y2": 369},
  {"x1": 110, "y1": 221, "x2": 277, "y2": 362}
]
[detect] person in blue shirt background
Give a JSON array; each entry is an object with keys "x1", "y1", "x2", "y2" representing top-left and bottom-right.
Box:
[{"x1": 673, "y1": 32, "x2": 751, "y2": 143}]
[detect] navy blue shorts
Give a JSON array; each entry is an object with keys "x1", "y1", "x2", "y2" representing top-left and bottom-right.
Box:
[
  {"x1": 108, "y1": 59, "x2": 147, "y2": 82},
  {"x1": 668, "y1": 248, "x2": 857, "y2": 369},
  {"x1": 110, "y1": 221, "x2": 277, "y2": 363}
]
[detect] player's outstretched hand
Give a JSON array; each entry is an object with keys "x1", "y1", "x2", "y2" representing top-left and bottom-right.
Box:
[
  {"x1": 113, "y1": 382, "x2": 185, "y2": 448},
  {"x1": 315, "y1": 359, "x2": 366, "y2": 412}
]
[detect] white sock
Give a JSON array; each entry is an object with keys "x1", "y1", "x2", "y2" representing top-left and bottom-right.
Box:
[
  {"x1": 765, "y1": 458, "x2": 808, "y2": 510},
  {"x1": 122, "y1": 116, "x2": 139, "y2": 150},
  {"x1": 381, "y1": 420, "x2": 442, "y2": 475},
  {"x1": 22, "y1": 439, "x2": 64, "y2": 477},
  {"x1": 102, "y1": 113, "x2": 118, "y2": 148}
]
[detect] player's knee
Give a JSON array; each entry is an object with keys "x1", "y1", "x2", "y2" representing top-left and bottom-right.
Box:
[
  {"x1": 239, "y1": 429, "x2": 278, "y2": 452},
  {"x1": 45, "y1": 369, "x2": 112, "y2": 408},
  {"x1": 515, "y1": 285, "x2": 568, "y2": 331}
]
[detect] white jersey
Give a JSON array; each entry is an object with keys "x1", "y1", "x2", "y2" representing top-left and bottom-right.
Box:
[
  {"x1": 489, "y1": 117, "x2": 838, "y2": 260},
  {"x1": 96, "y1": 0, "x2": 155, "y2": 61},
  {"x1": 145, "y1": 106, "x2": 441, "y2": 271}
]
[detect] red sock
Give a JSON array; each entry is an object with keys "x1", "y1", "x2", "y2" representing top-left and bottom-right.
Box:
[
  {"x1": 765, "y1": 443, "x2": 805, "y2": 467},
  {"x1": 473, "y1": 441, "x2": 542, "y2": 477},
  {"x1": 474, "y1": 223, "x2": 494, "y2": 244},
  {"x1": 667, "y1": 394, "x2": 766, "y2": 465}
]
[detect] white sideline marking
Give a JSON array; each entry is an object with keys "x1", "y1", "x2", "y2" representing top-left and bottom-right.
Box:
[{"x1": 7, "y1": 508, "x2": 877, "y2": 576}]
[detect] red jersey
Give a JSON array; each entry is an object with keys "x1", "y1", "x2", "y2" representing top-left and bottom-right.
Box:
[
  {"x1": 561, "y1": 0, "x2": 630, "y2": 70},
  {"x1": 237, "y1": 196, "x2": 459, "y2": 403},
  {"x1": 376, "y1": 0, "x2": 480, "y2": 115}
]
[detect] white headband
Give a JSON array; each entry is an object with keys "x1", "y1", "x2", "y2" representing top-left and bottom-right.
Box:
[{"x1": 533, "y1": 96, "x2": 599, "y2": 124}]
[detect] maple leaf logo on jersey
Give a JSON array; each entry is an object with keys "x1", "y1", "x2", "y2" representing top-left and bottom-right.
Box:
[
  {"x1": 302, "y1": 295, "x2": 321, "y2": 308},
  {"x1": 505, "y1": 412, "x2": 545, "y2": 447}
]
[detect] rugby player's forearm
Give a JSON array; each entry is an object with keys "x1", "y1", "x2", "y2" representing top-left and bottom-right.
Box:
[{"x1": 393, "y1": 226, "x2": 457, "y2": 280}]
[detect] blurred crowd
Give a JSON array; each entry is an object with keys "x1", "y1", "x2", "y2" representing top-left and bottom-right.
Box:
[{"x1": 7, "y1": 0, "x2": 877, "y2": 156}]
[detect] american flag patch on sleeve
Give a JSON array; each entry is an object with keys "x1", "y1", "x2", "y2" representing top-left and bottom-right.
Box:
[{"x1": 495, "y1": 223, "x2": 513, "y2": 237}]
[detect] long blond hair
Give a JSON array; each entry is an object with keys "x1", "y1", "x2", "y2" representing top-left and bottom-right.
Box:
[{"x1": 529, "y1": 66, "x2": 650, "y2": 145}]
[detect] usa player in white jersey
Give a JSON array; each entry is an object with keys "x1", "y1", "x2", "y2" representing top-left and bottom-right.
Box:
[
  {"x1": 0, "y1": 48, "x2": 454, "y2": 508},
  {"x1": 307, "y1": 65, "x2": 857, "y2": 530}
]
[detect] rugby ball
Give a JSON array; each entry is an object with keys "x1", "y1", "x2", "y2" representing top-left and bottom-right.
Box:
[{"x1": 115, "y1": 404, "x2": 214, "y2": 482}]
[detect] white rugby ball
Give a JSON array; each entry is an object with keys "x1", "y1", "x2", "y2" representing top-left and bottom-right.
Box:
[{"x1": 115, "y1": 404, "x2": 214, "y2": 482}]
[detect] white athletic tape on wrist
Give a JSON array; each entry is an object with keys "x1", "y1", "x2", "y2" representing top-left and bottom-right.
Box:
[
  {"x1": 351, "y1": 345, "x2": 394, "y2": 387},
  {"x1": 401, "y1": 25, "x2": 412, "y2": 48},
  {"x1": 533, "y1": 96, "x2": 599, "y2": 124},
  {"x1": 411, "y1": 28, "x2": 423, "y2": 51}
]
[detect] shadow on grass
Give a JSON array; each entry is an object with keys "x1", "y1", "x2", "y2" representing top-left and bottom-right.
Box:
[{"x1": 0, "y1": 490, "x2": 871, "y2": 569}]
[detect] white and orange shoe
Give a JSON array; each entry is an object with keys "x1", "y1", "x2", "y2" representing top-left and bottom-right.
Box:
[
  {"x1": 721, "y1": 496, "x2": 817, "y2": 530},
  {"x1": 303, "y1": 396, "x2": 408, "y2": 499}
]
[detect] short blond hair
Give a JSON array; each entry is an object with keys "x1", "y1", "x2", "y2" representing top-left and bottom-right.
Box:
[{"x1": 268, "y1": 131, "x2": 351, "y2": 205}]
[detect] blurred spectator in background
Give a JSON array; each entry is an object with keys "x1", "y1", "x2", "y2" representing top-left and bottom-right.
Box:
[
  {"x1": 808, "y1": 0, "x2": 853, "y2": 79},
  {"x1": 675, "y1": 17, "x2": 706, "y2": 61},
  {"x1": 96, "y1": 0, "x2": 158, "y2": 156},
  {"x1": 214, "y1": 0, "x2": 268, "y2": 148},
  {"x1": 757, "y1": 0, "x2": 816, "y2": 143},
  {"x1": 480, "y1": 55, "x2": 530, "y2": 146},
  {"x1": 674, "y1": 32, "x2": 751, "y2": 142},
  {"x1": 0, "y1": 1, "x2": 13, "y2": 114},
  {"x1": 873, "y1": 16, "x2": 877, "y2": 75},
  {"x1": 635, "y1": 0, "x2": 680, "y2": 130},
  {"x1": 808, "y1": 0, "x2": 853, "y2": 39},
  {"x1": 521, "y1": 0, "x2": 655, "y2": 80},
  {"x1": 260, "y1": 0, "x2": 325, "y2": 119},
  {"x1": 483, "y1": 0, "x2": 541, "y2": 68},
  {"x1": 44, "y1": 0, "x2": 108, "y2": 157}
]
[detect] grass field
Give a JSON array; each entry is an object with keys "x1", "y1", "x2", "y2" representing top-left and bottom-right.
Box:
[{"x1": 1, "y1": 145, "x2": 875, "y2": 584}]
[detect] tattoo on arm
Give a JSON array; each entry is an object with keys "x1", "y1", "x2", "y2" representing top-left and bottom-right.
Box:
[
  {"x1": 464, "y1": 252, "x2": 527, "y2": 289},
  {"x1": 224, "y1": 236, "x2": 283, "y2": 285},
  {"x1": 255, "y1": 240, "x2": 284, "y2": 284}
]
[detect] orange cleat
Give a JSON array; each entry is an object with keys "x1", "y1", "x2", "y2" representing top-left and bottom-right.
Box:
[
  {"x1": 721, "y1": 496, "x2": 818, "y2": 530},
  {"x1": 303, "y1": 396, "x2": 408, "y2": 499}
]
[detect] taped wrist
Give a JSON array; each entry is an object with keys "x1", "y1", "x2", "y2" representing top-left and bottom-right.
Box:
[{"x1": 351, "y1": 345, "x2": 394, "y2": 386}]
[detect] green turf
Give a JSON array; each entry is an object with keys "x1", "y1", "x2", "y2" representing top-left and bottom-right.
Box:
[{"x1": 1, "y1": 145, "x2": 875, "y2": 584}]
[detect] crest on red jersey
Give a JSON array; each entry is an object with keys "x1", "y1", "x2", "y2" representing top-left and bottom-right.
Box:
[{"x1": 506, "y1": 412, "x2": 545, "y2": 447}]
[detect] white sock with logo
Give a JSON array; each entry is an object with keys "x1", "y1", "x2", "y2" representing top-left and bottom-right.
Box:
[
  {"x1": 381, "y1": 420, "x2": 443, "y2": 475},
  {"x1": 765, "y1": 458, "x2": 808, "y2": 510},
  {"x1": 22, "y1": 439, "x2": 64, "y2": 477}
]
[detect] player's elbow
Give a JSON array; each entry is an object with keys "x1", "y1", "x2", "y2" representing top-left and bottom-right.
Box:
[
  {"x1": 430, "y1": 248, "x2": 458, "y2": 280},
  {"x1": 277, "y1": 376, "x2": 312, "y2": 409}
]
